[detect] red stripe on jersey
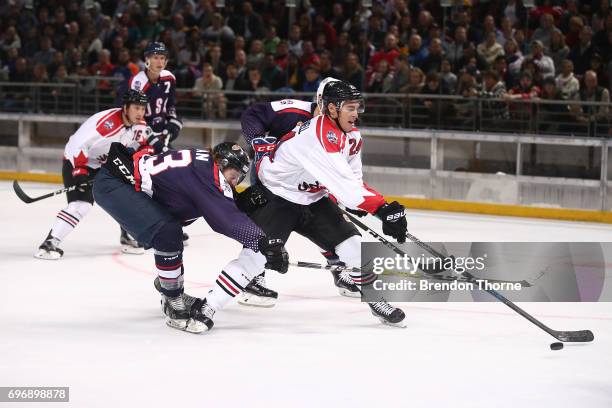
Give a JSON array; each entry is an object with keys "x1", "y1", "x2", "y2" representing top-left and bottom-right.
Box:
[
  {"x1": 218, "y1": 275, "x2": 240, "y2": 295},
  {"x1": 132, "y1": 149, "x2": 150, "y2": 192},
  {"x1": 142, "y1": 82, "x2": 151, "y2": 92},
  {"x1": 275, "y1": 108, "x2": 313, "y2": 117},
  {"x1": 95, "y1": 109, "x2": 120, "y2": 127},
  {"x1": 56, "y1": 213, "x2": 78, "y2": 227},
  {"x1": 269, "y1": 131, "x2": 296, "y2": 161},
  {"x1": 159, "y1": 75, "x2": 175, "y2": 82},
  {"x1": 212, "y1": 161, "x2": 222, "y2": 192},
  {"x1": 316, "y1": 116, "x2": 344, "y2": 153}
]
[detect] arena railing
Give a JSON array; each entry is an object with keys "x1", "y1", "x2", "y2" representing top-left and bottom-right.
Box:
[
  {"x1": 0, "y1": 78, "x2": 609, "y2": 137},
  {"x1": 1, "y1": 79, "x2": 611, "y2": 214}
]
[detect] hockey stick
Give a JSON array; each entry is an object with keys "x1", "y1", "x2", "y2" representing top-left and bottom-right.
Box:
[
  {"x1": 342, "y1": 209, "x2": 594, "y2": 343},
  {"x1": 12, "y1": 180, "x2": 92, "y2": 204}
]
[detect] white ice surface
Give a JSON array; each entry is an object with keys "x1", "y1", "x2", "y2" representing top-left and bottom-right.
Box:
[{"x1": 1, "y1": 181, "x2": 612, "y2": 408}]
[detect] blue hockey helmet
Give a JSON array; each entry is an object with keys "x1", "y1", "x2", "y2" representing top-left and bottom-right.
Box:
[{"x1": 144, "y1": 42, "x2": 169, "y2": 58}]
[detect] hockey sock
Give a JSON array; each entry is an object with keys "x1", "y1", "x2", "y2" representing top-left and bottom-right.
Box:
[
  {"x1": 152, "y1": 221, "x2": 184, "y2": 298},
  {"x1": 335, "y1": 236, "x2": 377, "y2": 287},
  {"x1": 207, "y1": 248, "x2": 265, "y2": 310},
  {"x1": 50, "y1": 200, "x2": 92, "y2": 242}
]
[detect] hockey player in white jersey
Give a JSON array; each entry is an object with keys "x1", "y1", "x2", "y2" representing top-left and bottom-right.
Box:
[
  {"x1": 248, "y1": 81, "x2": 408, "y2": 326},
  {"x1": 34, "y1": 90, "x2": 152, "y2": 260}
]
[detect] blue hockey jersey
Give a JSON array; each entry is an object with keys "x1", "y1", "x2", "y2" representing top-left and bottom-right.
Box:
[{"x1": 134, "y1": 148, "x2": 265, "y2": 251}]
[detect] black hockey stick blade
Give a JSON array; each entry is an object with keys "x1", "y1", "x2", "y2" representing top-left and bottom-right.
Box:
[
  {"x1": 12, "y1": 180, "x2": 35, "y2": 203},
  {"x1": 553, "y1": 330, "x2": 594, "y2": 343}
]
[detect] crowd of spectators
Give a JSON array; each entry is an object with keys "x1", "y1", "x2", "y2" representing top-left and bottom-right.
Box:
[{"x1": 0, "y1": 0, "x2": 610, "y2": 132}]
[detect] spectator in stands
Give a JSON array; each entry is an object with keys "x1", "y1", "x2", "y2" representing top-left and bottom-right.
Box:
[
  {"x1": 559, "y1": 0, "x2": 584, "y2": 37},
  {"x1": 440, "y1": 59, "x2": 457, "y2": 94},
  {"x1": 202, "y1": 12, "x2": 235, "y2": 55},
  {"x1": 288, "y1": 24, "x2": 303, "y2": 58},
  {"x1": 593, "y1": 14, "x2": 611, "y2": 61},
  {"x1": 366, "y1": 59, "x2": 393, "y2": 93},
  {"x1": 588, "y1": 53, "x2": 608, "y2": 87},
  {"x1": 478, "y1": 31, "x2": 505, "y2": 67},
  {"x1": 176, "y1": 28, "x2": 205, "y2": 87},
  {"x1": 478, "y1": 70, "x2": 509, "y2": 121},
  {"x1": 504, "y1": 71, "x2": 541, "y2": 129},
  {"x1": 493, "y1": 55, "x2": 513, "y2": 89},
  {"x1": 532, "y1": 13, "x2": 555, "y2": 50},
  {"x1": 231, "y1": 1, "x2": 265, "y2": 41},
  {"x1": 263, "y1": 27, "x2": 280, "y2": 55},
  {"x1": 390, "y1": 56, "x2": 411, "y2": 92},
  {"x1": 141, "y1": 9, "x2": 165, "y2": 42},
  {"x1": 445, "y1": 26, "x2": 468, "y2": 71},
  {"x1": 330, "y1": 3, "x2": 346, "y2": 35},
  {"x1": 286, "y1": 52, "x2": 303, "y2": 91},
  {"x1": 343, "y1": 52, "x2": 364, "y2": 91},
  {"x1": 368, "y1": 33, "x2": 401, "y2": 73},
  {"x1": 401, "y1": 67, "x2": 424, "y2": 94},
  {"x1": 205, "y1": 44, "x2": 226, "y2": 82},
  {"x1": 421, "y1": 72, "x2": 451, "y2": 125},
  {"x1": 367, "y1": 15, "x2": 386, "y2": 50},
  {"x1": 89, "y1": 49, "x2": 114, "y2": 78},
  {"x1": 1, "y1": 26, "x2": 21, "y2": 53},
  {"x1": 332, "y1": 32, "x2": 352, "y2": 69},
  {"x1": 34, "y1": 37, "x2": 56, "y2": 66},
  {"x1": 555, "y1": 59, "x2": 580, "y2": 100},
  {"x1": 591, "y1": 0, "x2": 610, "y2": 33},
  {"x1": 457, "y1": 42, "x2": 488, "y2": 73},
  {"x1": 302, "y1": 65, "x2": 321, "y2": 93},
  {"x1": 538, "y1": 77, "x2": 570, "y2": 133},
  {"x1": 112, "y1": 48, "x2": 139, "y2": 82},
  {"x1": 421, "y1": 38, "x2": 444, "y2": 74},
  {"x1": 496, "y1": 16, "x2": 515, "y2": 47},
  {"x1": 573, "y1": 70, "x2": 610, "y2": 134},
  {"x1": 547, "y1": 28, "x2": 570, "y2": 72},
  {"x1": 527, "y1": 40, "x2": 555, "y2": 79},
  {"x1": 569, "y1": 26, "x2": 599, "y2": 75},
  {"x1": 193, "y1": 62, "x2": 226, "y2": 119},
  {"x1": 247, "y1": 39, "x2": 265, "y2": 70},
  {"x1": 504, "y1": 39, "x2": 524, "y2": 80},
  {"x1": 502, "y1": 0, "x2": 528, "y2": 28},
  {"x1": 261, "y1": 53, "x2": 286, "y2": 91},
  {"x1": 170, "y1": 14, "x2": 188, "y2": 50},
  {"x1": 274, "y1": 41, "x2": 289, "y2": 69},
  {"x1": 407, "y1": 34, "x2": 427, "y2": 68},
  {"x1": 299, "y1": 40, "x2": 320, "y2": 71},
  {"x1": 233, "y1": 49, "x2": 248, "y2": 88},
  {"x1": 312, "y1": 13, "x2": 337, "y2": 50},
  {"x1": 318, "y1": 50, "x2": 341, "y2": 81}
]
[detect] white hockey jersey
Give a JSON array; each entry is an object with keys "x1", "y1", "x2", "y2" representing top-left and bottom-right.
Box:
[
  {"x1": 64, "y1": 108, "x2": 149, "y2": 169},
  {"x1": 257, "y1": 115, "x2": 385, "y2": 213}
]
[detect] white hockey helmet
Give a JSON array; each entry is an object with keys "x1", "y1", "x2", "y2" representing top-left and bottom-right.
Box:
[{"x1": 316, "y1": 77, "x2": 340, "y2": 113}]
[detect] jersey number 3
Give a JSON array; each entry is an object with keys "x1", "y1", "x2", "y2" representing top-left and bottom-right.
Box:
[{"x1": 149, "y1": 151, "x2": 192, "y2": 175}]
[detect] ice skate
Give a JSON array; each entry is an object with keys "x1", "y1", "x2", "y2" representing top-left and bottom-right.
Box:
[
  {"x1": 120, "y1": 228, "x2": 144, "y2": 255},
  {"x1": 237, "y1": 273, "x2": 278, "y2": 307},
  {"x1": 368, "y1": 299, "x2": 406, "y2": 328},
  {"x1": 154, "y1": 277, "x2": 202, "y2": 314},
  {"x1": 34, "y1": 232, "x2": 64, "y2": 260},
  {"x1": 333, "y1": 269, "x2": 361, "y2": 298},
  {"x1": 163, "y1": 293, "x2": 209, "y2": 334}
]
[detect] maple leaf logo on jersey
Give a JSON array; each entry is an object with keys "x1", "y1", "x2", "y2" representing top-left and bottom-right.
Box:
[
  {"x1": 103, "y1": 120, "x2": 114, "y2": 130},
  {"x1": 326, "y1": 131, "x2": 338, "y2": 144}
]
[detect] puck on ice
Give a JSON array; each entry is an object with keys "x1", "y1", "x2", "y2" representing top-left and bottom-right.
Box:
[{"x1": 550, "y1": 342, "x2": 564, "y2": 350}]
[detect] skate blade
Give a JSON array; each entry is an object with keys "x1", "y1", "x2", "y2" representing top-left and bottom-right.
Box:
[
  {"x1": 166, "y1": 317, "x2": 189, "y2": 331},
  {"x1": 121, "y1": 245, "x2": 145, "y2": 255},
  {"x1": 376, "y1": 316, "x2": 407, "y2": 328},
  {"x1": 185, "y1": 318, "x2": 210, "y2": 334},
  {"x1": 237, "y1": 293, "x2": 276, "y2": 308},
  {"x1": 33, "y1": 250, "x2": 62, "y2": 260},
  {"x1": 338, "y1": 288, "x2": 361, "y2": 298}
]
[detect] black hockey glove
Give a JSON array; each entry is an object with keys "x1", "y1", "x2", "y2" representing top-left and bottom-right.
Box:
[
  {"x1": 235, "y1": 184, "x2": 268, "y2": 213},
  {"x1": 145, "y1": 127, "x2": 168, "y2": 154},
  {"x1": 71, "y1": 166, "x2": 91, "y2": 192},
  {"x1": 164, "y1": 117, "x2": 183, "y2": 142},
  {"x1": 258, "y1": 237, "x2": 289, "y2": 274},
  {"x1": 103, "y1": 142, "x2": 136, "y2": 185},
  {"x1": 375, "y1": 201, "x2": 407, "y2": 243},
  {"x1": 345, "y1": 207, "x2": 368, "y2": 217}
]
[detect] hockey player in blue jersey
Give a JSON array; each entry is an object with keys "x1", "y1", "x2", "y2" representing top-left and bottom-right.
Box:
[
  {"x1": 92, "y1": 141, "x2": 289, "y2": 333},
  {"x1": 118, "y1": 41, "x2": 189, "y2": 245},
  {"x1": 119, "y1": 42, "x2": 183, "y2": 152},
  {"x1": 238, "y1": 78, "x2": 362, "y2": 304}
]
